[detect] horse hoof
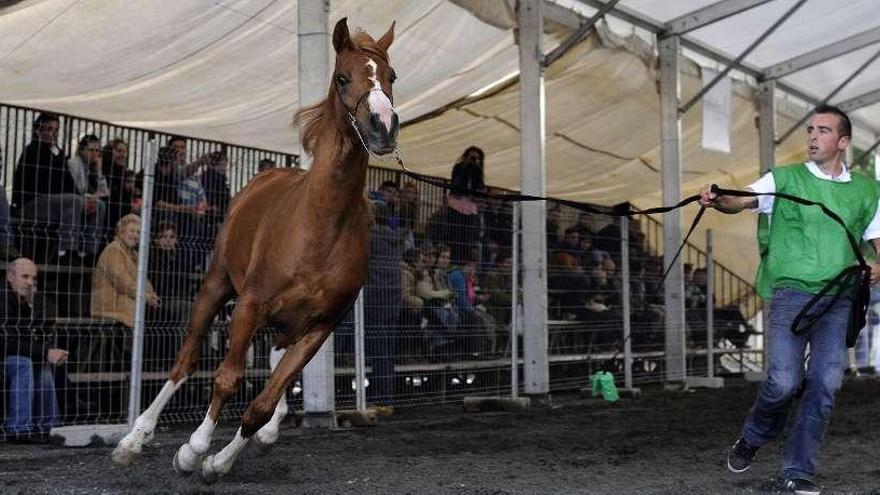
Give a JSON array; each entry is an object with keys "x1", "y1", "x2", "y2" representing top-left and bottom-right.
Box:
[
  {"x1": 172, "y1": 444, "x2": 198, "y2": 475},
  {"x1": 200, "y1": 456, "x2": 222, "y2": 484},
  {"x1": 251, "y1": 435, "x2": 274, "y2": 457},
  {"x1": 110, "y1": 445, "x2": 137, "y2": 466}
]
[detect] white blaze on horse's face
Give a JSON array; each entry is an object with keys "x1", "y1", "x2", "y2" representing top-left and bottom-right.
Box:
[{"x1": 366, "y1": 58, "x2": 395, "y2": 133}]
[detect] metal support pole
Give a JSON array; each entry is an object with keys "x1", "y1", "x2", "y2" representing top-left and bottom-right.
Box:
[
  {"x1": 353, "y1": 289, "x2": 366, "y2": 411},
  {"x1": 678, "y1": 0, "x2": 808, "y2": 115},
  {"x1": 127, "y1": 135, "x2": 157, "y2": 428},
  {"x1": 659, "y1": 35, "x2": 687, "y2": 384},
  {"x1": 298, "y1": 0, "x2": 336, "y2": 426},
  {"x1": 757, "y1": 79, "x2": 775, "y2": 378},
  {"x1": 621, "y1": 216, "x2": 633, "y2": 390},
  {"x1": 511, "y1": 203, "x2": 520, "y2": 398},
  {"x1": 706, "y1": 230, "x2": 715, "y2": 379},
  {"x1": 517, "y1": 0, "x2": 550, "y2": 400},
  {"x1": 542, "y1": 0, "x2": 620, "y2": 68}
]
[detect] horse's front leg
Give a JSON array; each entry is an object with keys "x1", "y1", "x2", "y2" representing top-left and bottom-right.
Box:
[
  {"x1": 200, "y1": 325, "x2": 332, "y2": 483},
  {"x1": 174, "y1": 294, "x2": 263, "y2": 474}
]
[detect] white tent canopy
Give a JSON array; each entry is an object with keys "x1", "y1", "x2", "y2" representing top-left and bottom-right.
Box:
[{"x1": 2, "y1": 0, "x2": 879, "y2": 280}]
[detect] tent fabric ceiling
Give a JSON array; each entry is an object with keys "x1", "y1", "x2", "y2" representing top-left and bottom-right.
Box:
[{"x1": 2, "y1": 0, "x2": 879, "y2": 281}]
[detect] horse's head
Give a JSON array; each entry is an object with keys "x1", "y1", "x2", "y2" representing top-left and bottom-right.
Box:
[{"x1": 332, "y1": 17, "x2": 399, "y2": 156}]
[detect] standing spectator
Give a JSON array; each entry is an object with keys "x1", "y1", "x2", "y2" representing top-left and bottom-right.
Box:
[
  {"x1": 427, "y1": 195, "x2": 481, "y2": 266},
  {"x1": 0, "y1": 146, "x2": 22, "y2": 261},
  {"x1": 102, "y1": 138, "x2": 135, "y2": 239},
  {"x1": 12, "y1": 113, "x2": 98, "y2": 261},
  {"x1": 201, "y1": 151, "x2": 231, "y2": 227},
  {"x1": 1, "y1": 258, "x2": 68, "y2": 443},
  {"x1": 363, "y1": 202, "x2": 404, "y2": 414},
  {"x1": 450, "y1": 146, "x2": 486, "y2": 197}
]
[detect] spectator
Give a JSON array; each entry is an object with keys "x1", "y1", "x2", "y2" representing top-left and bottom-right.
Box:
[
  {"x1": 257, "y1": 158, "x2": 276, "y2": 172},
  {"x1": 369, "y1": 181, "x2": 401, "y2": 229},
  {"x1": 12, "y1": 113, "x2": 101, "y2": 261},
  {"x1": 91, "y1": 214, "x2": 160, "y2": 328},
  {"x1": 417, "y1": 245, "x2": 457, "y2": 335},
  {"x1": 363, "y1": 201, "x2": 404, "y2": 414},
  {"x1": 426, "y1": 194, "x2": 481, "y2": 266},
  {"x1": 399, "y1": 247, "x2": 426, "y2": 354},
  {"x1": 450, "y1": 146, "x2": 486, "y2": 197},
  {"x1": 147, "y1": 221, "x2": 194, "y2": 323},
  {"x1": 546, "y1": 203, "x2": 563, "y2": 251},
  {"x1": 1, "y1": 258, "x2": 68, "y2": 443},
  {"x1": 201, "y1": 150, "x2": 231, "y2": 235},
  {"x1": 102, "y1": 138, "x2": 136, "y2": 238},
  {"x1": 66, "y1": 134, "x2": 108, "y2": 257},
  {"x1": 0, "y1": 146, "x2": 22, "y2": 261},
  {"x1": 448, "y1": 251, "x2": 496, "y2": 354},
  {"x1": 398, "y1": 181, "x2": 420, "y2": 249}
]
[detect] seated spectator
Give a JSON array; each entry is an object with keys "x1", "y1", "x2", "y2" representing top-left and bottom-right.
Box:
[
  {"x1": 369, "y1": 181, "x2": 402, "y2": 229},
  {"x1": 91, "y1": 214, "x2": 160, "y2": 328},
  {"x1": 257, "y1": 158, "x2": 276, "y2": 172},
  {"x1": 546, "y1": 203, "x2": 563, "y2": 252},
  {"x1": 12, "y1": 113, "x2": 103, "y2": 261},
  {"x1": 201, "y1": 150, "x2": 231, "y2": 236},
  {"x1": 398, "y1": 181, "x2": 421, "y2": 250},
  {"x1": 66, "y1": 134, "x2": 109, "y2": 256},
  {"x1": 447, "y1": 251, "x2": 496, "y2": 354},
  {"x1": 147, "y1": 222, "x2": 194, "y2": 323},
  {"x1": 416, "y1": 245, "x2": 457, "y2": 335},
  {"x1": 399, "y1": 247, "x2": 427, "y2": 353},
  {"x1": 1, "y1": 258, "x2": 68, "y2": 443}
]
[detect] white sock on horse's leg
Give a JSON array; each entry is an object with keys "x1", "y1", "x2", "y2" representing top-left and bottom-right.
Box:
[
  {"x1": 112, "y1": 378, "x2": 188, "y2": 466},
  {"x1": 255, "y1": 394, "x2": 289, "y2": 445},
  {"x1": 255, "y1": 347, "x2": 288, "y2": 445},
  {"x1": 174, "y1": 409, "x2": 218, "y2": 473},
  {"x1": 201, "y1": 427, "x2": 250, "y2": 483}
]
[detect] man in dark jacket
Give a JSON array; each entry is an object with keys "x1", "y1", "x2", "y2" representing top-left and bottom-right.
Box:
[
  {"x1": 1, "y1": 258, "x2": 68, "y2": 443},
  {"x1": 363, "y1": 201, "x2": 404, "y2": 414},
  {"x1": 12, "y1": 113, "x2": 98, "y2": 259}
]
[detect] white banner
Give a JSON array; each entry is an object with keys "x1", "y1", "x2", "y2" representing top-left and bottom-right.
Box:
[{"x1": 701, "y1": 67, "x2": 732, "y2": 153}]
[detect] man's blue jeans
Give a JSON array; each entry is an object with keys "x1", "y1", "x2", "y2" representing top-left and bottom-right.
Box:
[
  {"x1": 741, "y1": 288, "x2": 849, "y2": 481},
  {"x1": 4, "y1": 355, "x2": 60, "y2": 434}
]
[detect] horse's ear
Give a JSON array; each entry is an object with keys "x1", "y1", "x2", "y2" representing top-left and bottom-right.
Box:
[
  {"x1": 377, "y1": 21, "x2": 395, "y2": 52},
  {"x1": 333, "y1": 17, "x2": 352, "y2": 53}
]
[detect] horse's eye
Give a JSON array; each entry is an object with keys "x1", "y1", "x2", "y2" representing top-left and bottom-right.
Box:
[
  {"x1": 389, "y1": 69, "x2": 397, "y2": 84},
  {"x1": 335, "y1": 74, "x2": 350, "y2": 87}
]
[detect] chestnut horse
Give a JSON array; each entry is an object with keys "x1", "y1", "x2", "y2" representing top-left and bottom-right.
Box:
[{"x1": 111, "y1": 18, "x2": 399, "y2": 482}]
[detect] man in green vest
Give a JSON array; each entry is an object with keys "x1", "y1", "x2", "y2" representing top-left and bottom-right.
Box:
[{"x1": 699, "y1": 105, "x2": 880, "y2": 495}]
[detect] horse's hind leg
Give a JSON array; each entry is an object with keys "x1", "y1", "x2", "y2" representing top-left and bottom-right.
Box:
[
  {"x1": 112, "y1": 263, "x2": 233, "y2": 466},
  {"x1": 253, "y1": 346, "x2": 289, "y2": 452},
  {"x1": 174, "y1": 292, "x2": 264, "y2": 474},
  {"x1": 200, "y1": 324, "x2": 332, "y2": 483}
]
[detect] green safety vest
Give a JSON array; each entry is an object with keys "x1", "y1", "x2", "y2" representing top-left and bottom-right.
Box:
[{"x1": 755, "y1": 163, "x2": 880, "y2": 298}]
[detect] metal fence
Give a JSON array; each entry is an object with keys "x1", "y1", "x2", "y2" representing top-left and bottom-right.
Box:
[{"x1": 1, "y1": 103, "x2": 761, "y2": 440}]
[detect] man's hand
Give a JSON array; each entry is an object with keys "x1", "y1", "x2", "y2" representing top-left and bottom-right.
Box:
[
  {"x1": 871, "y1": 262, "x2": 880, "y2": 285},
  {"x1": 146, "y1": 292, "x2": 161, "y2": 309},
  {"x1": 47, "y1": 348, "x2": 69, "y2": 365},
  {"x1": 698, "y1": 184, "x2": 721, "y2": 208}
]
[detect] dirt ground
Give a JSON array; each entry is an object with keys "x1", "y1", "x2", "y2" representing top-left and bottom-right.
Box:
[{"x1": 1, "y1": 377, "x2": 879, "y2": 495}]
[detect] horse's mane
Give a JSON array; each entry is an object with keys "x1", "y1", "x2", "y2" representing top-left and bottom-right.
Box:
[{"x1": 294, "y1": 30, "x2": 389, "y2": 156}]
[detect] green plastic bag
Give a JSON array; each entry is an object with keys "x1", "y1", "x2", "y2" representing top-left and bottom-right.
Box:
[{"x1": 590, "y1": 371, "x2": 619, "y2": 402}]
